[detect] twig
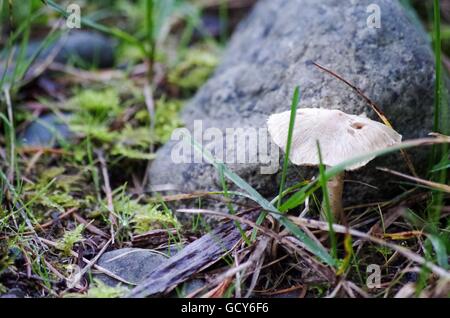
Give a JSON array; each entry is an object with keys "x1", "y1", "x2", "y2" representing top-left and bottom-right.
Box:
[
  {"x1": 243, "y1": 238, "x2": 268, "y2": 298},
  {"x1": 141, "y1": 82, "x2": 156, "y2": 189},
  {"x1": 18, "y1": 146, "x2": 68, "y2": 155},
  {"x1": 95, "y1": 149, "x2": 117, "y2": 243},
  {"x1": 3, "y1": 86, "x2": 15, "y2": 183},
  {"x1": 25, "y1": 149, "x2": 44, "y2": 174},
  {"x1": 67, "y1": 239, "x2": 112, "y2": 289},
  {"x1": 44, "y1": 259, "x2": 68, "y2": 282},
  {"x1": 73, "y1": 213, "x2": 110, "y2": 238},
  {"x1": 48, "y1": 62, "x2": 124, "y2": 82},
  {"x1": 36, "y1": 207, "x2": 78, "y2": 230}
]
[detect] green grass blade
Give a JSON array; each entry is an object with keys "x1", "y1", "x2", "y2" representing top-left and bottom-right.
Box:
[
  {"x1": 428, "y1": 0, "x2": 448, "y2": 226},
  {"x1": 433, "y1": 0, "x2": 442, "y2": 134},
  {"x1": 427, "y1": 235, "x2": 448, "y2": 269},
  {"x1": 218, "y1": 165, "x2": 251, "y2": 246},
  {"x1": 317, "y1": 141, "x2": 337, "y2": 259},
  {"x1": 277, "y1": 86, "x2": 300, "y2": 209}
]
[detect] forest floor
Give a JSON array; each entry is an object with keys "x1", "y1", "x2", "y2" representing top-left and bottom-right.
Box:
[{"x1": 0, "y1": 0, "x2": 449, "y2": 298}]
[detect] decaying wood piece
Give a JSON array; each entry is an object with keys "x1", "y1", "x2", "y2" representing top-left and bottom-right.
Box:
[{"x1": 126, "y1": 211, "x2": 260, "y2": 298}]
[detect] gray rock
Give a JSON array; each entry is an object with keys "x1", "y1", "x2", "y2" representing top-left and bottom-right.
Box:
[
  {"x1": 20, "y1": 113, "x2": 72, "y2": 147},
  {"x1": 95, "y1": 248, "x2": 167, "y2": 287},
  {"x1": 149, "y1": 0, "x2": 439, "y2": 211}
]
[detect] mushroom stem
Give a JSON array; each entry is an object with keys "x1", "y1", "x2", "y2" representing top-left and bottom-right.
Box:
[{"x1": 321, "y1": 171, "x2": 345, "y2": 222}]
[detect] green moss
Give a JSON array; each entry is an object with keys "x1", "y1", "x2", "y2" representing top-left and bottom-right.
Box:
[
  {"x1": 76, "y1": 89, "x2": 120, "y2": 120},
  {"x1": 65, "y1": 279, "x2": 129, "y2": 298},
  {"x1": 0, "y1": 241, "x2": 14, "y2": 276},
  {"x1": 109, "y1": 192, "x2": 179, "y2": 235},
  {"x1": 56, "y1": 224, "x2": 85, "y2": 256},
  {"x1": 68, "y1": 89, "x2": 121, "y2": 145},
  {"x1": 67, "y1": 87, "x2": 162, "y2": 160},
  {"x1": 24, "y1": 168, "x2": 82, "y2": 214},
  {"x1": 132, "y1": 203, "x2": 179, "y2": 234},
  {"x1": 154, "y1": 99, "x2": 185, "y2": 142},
  {"x1": 136, "y1": 98, "x2": 184, "y2": 143},
  {"x1": 168, "y1": 48, "x2": 219, "y2": 90},
  {"x1": 111, "y1": 125, "x2": 155, "y2": 160},
  {"x1": 40, "y1": 192, "x2": 79, "y2": 211},
  {"x1": 71, "y1": 123, "x2": 119, "y2": 143},
  {"x1": 41, "y1": 167, "x2": 66, "y2": 181}
]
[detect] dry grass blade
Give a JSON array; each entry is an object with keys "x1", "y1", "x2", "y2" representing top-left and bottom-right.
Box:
[
  {"x1": 73, "y1": 213, "x2": 110, "y2": 238},
  {"x1": 3, "y1": 86, "x2": 15, "y2": 183},
  {"x1": 201, "y1": 277, "x2": 234, "y2": 298},
  {"x1": 48, "y1": 63, "x2": 125, "y2": 82},
  {"x1": 140, "y1": 82, "x2": 156, "y2": 189},
  {"x1": 95, "y1": 149, "x2": 117, "y2": 243},
  {"x1": 35, "y1": 207, "x2": 78, "y2": 230},
  {"x1": 382, "y1": 231, "x2": 423, "y2": 240},
  {"x1": 378, "y1": 167, "x2": 450, "y2": 193}
]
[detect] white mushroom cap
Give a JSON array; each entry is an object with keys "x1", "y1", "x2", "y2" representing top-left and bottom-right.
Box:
[{"x1": 267, "y1": 108, "x2": 402, "y2": 170}]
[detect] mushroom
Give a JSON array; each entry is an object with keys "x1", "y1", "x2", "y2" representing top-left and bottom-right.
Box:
[{"x1": 267, "y1": 108, "x2": 402, "y2": 222}]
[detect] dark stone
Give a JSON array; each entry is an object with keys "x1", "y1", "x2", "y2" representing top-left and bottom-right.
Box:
[
  {"x1": 0, "y1": 31, "x2": 115, "y2": 82},
  {"x1": 25, "y1": 30, "x2": 116, "y2": 69},
  {"x1": 95, "y1": 248, "x2": 167, "y2": 287},
  {"x1": 20, "y1": 113, "x2": 72, "y2": 147}
]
